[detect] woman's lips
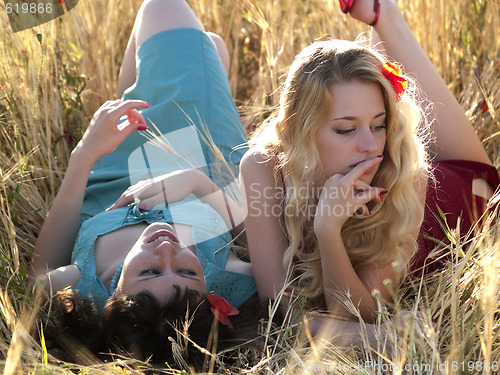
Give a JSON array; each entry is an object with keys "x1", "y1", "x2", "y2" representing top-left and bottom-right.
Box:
[
  {"x1": 349, "y1": 155, "x2": 384, "y2": 169},
  {"x1": 148, "y1": 229, "x2": 179, "y2": 244},
  {"x1": 349, "y1": 160, "x2": 366, "y2": 169}
]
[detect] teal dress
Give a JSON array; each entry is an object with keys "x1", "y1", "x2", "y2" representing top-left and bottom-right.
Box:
[
  {"x1": 82, "y1": 28, "x2": 247, "y2": 218},
  {"x1": 72, "y1": 28, "x2": 255, "y2": 311},
  {"x1": 72, "y1": 200, "x2": 256, "y2": 311}
]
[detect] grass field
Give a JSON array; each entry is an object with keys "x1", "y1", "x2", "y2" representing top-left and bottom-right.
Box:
[{"x1": 0, "y1": 0, "x2": 499, "y2": 373}]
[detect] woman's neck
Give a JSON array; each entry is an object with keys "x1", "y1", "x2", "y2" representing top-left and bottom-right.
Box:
[
  {"x1": 94, "y1": 223, "x2": 148, "y2": 279},
  {"x1": 100, "y1": 260, "x2": 125, "y2": 291}
]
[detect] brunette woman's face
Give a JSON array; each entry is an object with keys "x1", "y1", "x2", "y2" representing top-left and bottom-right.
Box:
[
  {"x1": 315, "y1": 80, "x2": 387, "y2": 184},
  {"x1": 116, "y1": 222, "x2": 207, "y2": 302}
]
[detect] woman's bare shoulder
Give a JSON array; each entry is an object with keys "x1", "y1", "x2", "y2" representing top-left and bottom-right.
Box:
[
  {"x1": 240, "y1": 147, "x2": 279, "y2": 180},
  {"x1": 241, "y1": 147, "x2": 277, "y2": 166}
]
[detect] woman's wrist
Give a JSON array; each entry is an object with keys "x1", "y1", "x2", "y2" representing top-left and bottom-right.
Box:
[
  {"x1": 314, "y1": 218, "x2": 343, "y2": 240},
  {"x1": 372, "y1": 1, "x2": 409, "y2": 42},
  {"x1": 315, "y1": 225, "x2": 346, "y2": 256},
  {"x1": 189, "y1": 169, "x2": 213, "y2": 198},
  {"x1": 69, "y1": 145, "x2": 97, "y2": 174}
]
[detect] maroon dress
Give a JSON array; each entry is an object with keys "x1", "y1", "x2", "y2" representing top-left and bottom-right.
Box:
[{"x1": 412, "y1": 160, "x2": 500, "y2": 275}]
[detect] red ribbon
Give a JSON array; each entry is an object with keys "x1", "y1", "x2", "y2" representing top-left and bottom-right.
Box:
[
  {"x1": 382, "y1": 61, "x2": 407, "y2": 101},
  {"x1": 207, "y1": 293, "x2": 239, "y2": 330}
]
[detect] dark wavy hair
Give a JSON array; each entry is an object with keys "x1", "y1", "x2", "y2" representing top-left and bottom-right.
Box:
[{"x1": 42, "y1": 287, "x2": 261, "y2": 371}]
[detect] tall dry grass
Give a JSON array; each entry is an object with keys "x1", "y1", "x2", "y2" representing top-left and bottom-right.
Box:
[{"x1": 0, "y1": 0, "x2": 499, "y2": 373}]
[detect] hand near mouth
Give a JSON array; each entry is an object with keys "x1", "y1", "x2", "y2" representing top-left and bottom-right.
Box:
[
  {"x1": 314, "y1": 156, "x2": 387, "y2": 235},
  {"x1": 348, "y1": 154, "x2": 384, "y2": 170}
]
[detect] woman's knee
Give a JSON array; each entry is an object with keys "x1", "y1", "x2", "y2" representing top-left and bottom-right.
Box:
[
  {"x1": 134, "y1": 0, "x2": 203, "y2": 47},
  {"x1": 207, "y1": 32, "x2": 230, "y2": 73}
]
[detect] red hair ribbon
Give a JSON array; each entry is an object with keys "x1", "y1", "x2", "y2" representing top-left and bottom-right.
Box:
[
  {"x1": 382, "y1": 61, "x2": 407, "y2": 101},
  {"x1": 207, "y1": 293, "x2": 239, "y2": 330}
]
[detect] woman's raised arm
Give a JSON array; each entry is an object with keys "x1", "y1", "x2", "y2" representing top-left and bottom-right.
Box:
[
  {"x1": 30, "y1": 100, "x2": 151, "y2": 284},
  {"x1": 366, "y1": 0, "x2": 491, "y2": 164}
]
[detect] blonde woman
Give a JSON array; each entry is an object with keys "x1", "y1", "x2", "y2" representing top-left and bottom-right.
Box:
[{"x1": 240, "y1": 0, "x2": 498, "y2": 323}]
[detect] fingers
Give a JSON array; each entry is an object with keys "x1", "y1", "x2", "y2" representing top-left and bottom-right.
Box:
[
  {"x1": 116, "y1": 103, "x2": 150, "y2": 132},
  {"x1": 352, "y1": 186, "x2": 386, "y2": 216},
  {"x1": 324, "y1": 156, "x2": 388, "y2": 218},
  {"x1": 135, "y1": 195, "x2": 167, "y2": 211},
  {"x1": 107, "y1": 193, "x2": 134, "y2": 211},
  {"x1": 110, "y1": 99, "x2": 152, "y2": 113},
  {"x1": 348, "y1": 155, "x2": 384, "y2": 183},
  {"x1": 128, "y1": 109, "x2": 148, "y2": 129},
  {"x1": 100, "y1": 99, "x2": 122, "y2": 110},
  {"x1": 108, "y1": 180, "x2": 148, "y2": 210},
  {"x1": 97, "y1": 99, "x2": 151, "y2": 131},
  {"x1": 119, "y1": 110, "x2": 148, "y2": 132},
  {"x1": 351, "y1": 180, "x2": 378, "y2": 212},
  {"x1": 107, "y1": 191, "x2": 166, "y2": 212},
  {"x1": 107, "y1": 178, "x2": 167, "y2": 211},
  {"x1": 345, "y1": 156, "x2": 387, "y2": 202},
  {"x1": 106, "y1": 180, "x2": 143, "y2": 210},
  {"x1": 352, "y1": 178, "x2": 371, "y2": 191}
]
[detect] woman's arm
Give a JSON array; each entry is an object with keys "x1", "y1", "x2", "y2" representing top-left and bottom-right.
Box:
[
  {"x1": 314, "y1": 157, "x2": 391, "y2": 322},
  {"x1": 191, "y1": 171, "x2": 245, "y2": 237},
  {"x1": 30, "y1": 150, "x2": 94, "y2": 281},
  {"x1": 303, "y1": 313, "x2": 387, "y2": 348},
  {"x1": 369, "y1": 0, "x2": 490, "y2": 164},
  {"x1": 316, "y1": 229, "x2": 396, "y2": 321},
  {"x1": 108, "y1": 168, "x2": 246, "y2": 237},
  {"x1": 303, "y1": 310, "x2": 429, "y2": 350},
  {"x1": 30, "y1": 100, "x2": 151, "y2": 284},
  {"x1": 315, "y1": 159, "x2": 427, "y2": 322},
  {"x1": 239, "y1": 150, "x2": 289, "y2": 302}
]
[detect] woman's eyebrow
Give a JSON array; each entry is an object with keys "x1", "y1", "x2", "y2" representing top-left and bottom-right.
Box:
[
  {"x1": 179, "y1": 274, "x2": 202, "y2": 281},
  {"x1": 138, "y1": 274, "x2": 202, "y2": 283},
  {"x1": 333, "y1": 112, "x2": 386, "y2": 121},
  {"x1": 332, "y1": 115, "x2": 356, "y2": 121}
]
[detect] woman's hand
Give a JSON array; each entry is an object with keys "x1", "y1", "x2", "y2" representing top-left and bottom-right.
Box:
[
  {"x1": 72, "y1": 99, "x2": 151, "y2": 164},
  {"x1": 314, "y1": 156, "x2": 386, "y2": 236},
  {"x1": 108, "y1": 169, "x2": 207, "y2": 211}
]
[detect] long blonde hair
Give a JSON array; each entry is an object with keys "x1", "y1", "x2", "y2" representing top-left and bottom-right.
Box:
[{"x1": 250, "y1": 39, "x2": 429, "y2": 307}]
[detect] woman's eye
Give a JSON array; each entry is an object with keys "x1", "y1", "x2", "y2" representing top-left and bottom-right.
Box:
[
  {"x1": 177, "y1": 268, "x2": 196, "y2": 277},
  {"x1": 140, "y1": 268, "x2": 161, "y2": 277},
  {"x1": 373, "y1": 124, "x2": 387, "y2": 132},
  {"x1": 335, "y1": 128, "x2": 355, "y2": 135}
]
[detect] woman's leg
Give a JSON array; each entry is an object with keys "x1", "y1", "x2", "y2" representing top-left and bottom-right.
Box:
[
  {"x1": 116, "y1": 0, "x2": 229, "y2": 97},
  {"x1": 347, "y1": 0, "x2": 491, "y2": 165},
  {"x1": 116, "y1": 22, "x2": 138, "y2": 98},
  {"x1": 206, "y1": 32, "x2": 230, "y2": 73}
]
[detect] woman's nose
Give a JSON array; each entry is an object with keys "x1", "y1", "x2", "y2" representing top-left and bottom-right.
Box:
[
  {"x1": 358, "y1": 129, "x2": 378, "y2": 153},
  {"x1": 155, "y1": 242, "x2": 177, "y2": 268}
]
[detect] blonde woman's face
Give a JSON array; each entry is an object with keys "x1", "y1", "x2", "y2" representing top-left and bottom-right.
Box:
[
  {"x1": 116, "y1": 222, "x2": 207, "y2": 302},
  {"x1": 315, "y1": 80, "x2": 387, "y2": 184}
]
